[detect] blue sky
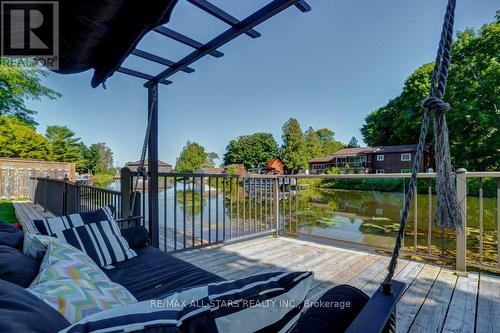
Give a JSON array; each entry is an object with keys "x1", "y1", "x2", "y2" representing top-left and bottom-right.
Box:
[{"x1": 26, "y1": 0, "x2": 498, "y2": 167}]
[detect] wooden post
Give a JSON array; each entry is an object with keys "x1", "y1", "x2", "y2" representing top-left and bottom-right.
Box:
[
  {"x1": 120, "y1": 167, "x2": 132, "y2": 220},
  {"x1": 273, "y1": 177, "x2": 279, "y2": 237},
  {"x1": 148, "y1": 83, "x2": 160, "y2": 249},
  {"x1": 455, "y1": 168, "x2": 467, "y2": 272}
]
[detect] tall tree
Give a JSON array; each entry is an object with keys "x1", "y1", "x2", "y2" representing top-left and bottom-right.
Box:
[
  {"x1": 0, "y1": 115, "x2": 50, "y2": 159},
  {"x1": 304, "y1": 126, "x2": 322, "y2": 161},
  {"x1": 223, "y1": 133, "x2": 278, "y2": 169},
  {"x1": 45, "y1": 125, "x2": 83, "y2": 163},
  {"x1": 361, "y1": 16, "x2": 499, "y2": 171},
  {"x1": 175, "y1": 141, "x2": 207, "y2": 173},
  {"x1": 280, "y1": 118, "x2": 307, "y2": 173},
  {"x1": 204, "y1": 152, "x2": 219, "y2": 168},
  {"x1": 347, "y1": 137, "x2": 360, "y2": 148},
  {"x1": 0, "y1": 63, "x2": 61, "y2": 126},
  {"x1": 314, "y1": 128, "x2": 344, "y2": 155},
  {"x1": 89, "y1": 143, "x2": 114, "y2": 174}
]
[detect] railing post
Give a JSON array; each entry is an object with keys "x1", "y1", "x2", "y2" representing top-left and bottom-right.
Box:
[
  {"x1": 455, "y1": 168, "x2": 467, "y2": 272},
  {"x1": 43, "y1": 177, "x2": 48, "y2": 212},
  {"x1": 120, "y1": 167, "x2": 132, "y2": 220},
  {"x1": 273, "y1": 177, "x2": 280, "y2": 237}
]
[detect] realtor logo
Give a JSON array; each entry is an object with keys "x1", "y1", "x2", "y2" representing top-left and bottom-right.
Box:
[{"x1": 1, "y1": 1, "x2": 59, "y2": 69}]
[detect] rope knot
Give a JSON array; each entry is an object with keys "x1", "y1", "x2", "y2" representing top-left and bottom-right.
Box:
[
  {"x1": 136, "y1": 166, "x2": 148, "y2": 180},
  {"x1": 422, "y1": 97, "x2": 450, "y2": 114}
]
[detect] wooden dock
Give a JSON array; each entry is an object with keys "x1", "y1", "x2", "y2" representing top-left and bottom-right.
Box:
[{"x1": 174, "y1": 236, "x2": 500, "y2": 333}]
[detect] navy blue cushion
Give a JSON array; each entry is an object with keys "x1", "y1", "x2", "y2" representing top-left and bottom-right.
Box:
[
  {"x1": 0, "y1": 245, "x2": 40, "y2": 287},
  {"x1": 104, "y1": 245, "x2": 224, "y2": 300},
  {"x1": 0, "y1": 279, "x2": 70, "y2": 332},
  {"x1": 292, "y1": 284, "x2": 369, "y2": 333},
  {"x1": 121, "y1": 226, "x2": 149, "y2": 248},
  {"x1": 0, "y1": 221, "x2": 24, "y2": 250},
  {"x1": 34, "y1": 205, "x2": 116, "y2": 235}
]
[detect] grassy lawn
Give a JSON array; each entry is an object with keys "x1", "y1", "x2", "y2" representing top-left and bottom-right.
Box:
[{"x1": 0, "y1": 200, "x2": 17, "y2": 224}]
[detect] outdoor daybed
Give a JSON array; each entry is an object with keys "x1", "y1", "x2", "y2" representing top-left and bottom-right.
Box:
[{"x1": 0, "y1": 207, "x2": 369, "y2": 333}]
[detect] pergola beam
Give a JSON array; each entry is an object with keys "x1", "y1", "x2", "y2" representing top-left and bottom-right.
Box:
[
  {"x1": 187, "y1": 0, "x2": 261, "y2": 38},
  {"x1": 295, "y1": 1, "x2": 312, "y2": 12},
  {"x1": 117, "y1": 67, "x2": 172, "y2": 85},
  {"x1": 154, "y1": 26, "x2": 224, "y2": 58},
  {"x1": 132, "y1": 49, "x2": 195, "y2": 73},
  {"x1": 146, "y1": 0, "x2": 304, "y2": 87}
]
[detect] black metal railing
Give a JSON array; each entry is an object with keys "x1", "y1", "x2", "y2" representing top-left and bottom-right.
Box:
[
  {"x1": 124, "y1": 170, "x2": 280, "y2": 253},
  {"x1": 31, "y1": 177, "x2": 122, "y2": 219}
]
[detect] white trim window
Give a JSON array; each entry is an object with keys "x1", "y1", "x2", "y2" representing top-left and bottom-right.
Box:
[
  {"x1": 376, "y1": 169, "x2": 385, "y2": 174},
  {"x1": 376, "y1": 154, "x2": 384, "y2": 161},
  {"x1": 401, "y1": 153, "x2": 412, "y2": 161}
]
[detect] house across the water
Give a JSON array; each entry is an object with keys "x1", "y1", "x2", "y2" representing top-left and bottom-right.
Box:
[
  {"x1": 247, "y1": 158, "x2": 285, "y2": 175},
  {"x1": 308, "y1": 144, "x2": 433, "y2": 174},
  {"x1": 127, "y1": 160, "x2": 172, "y2": 173}
]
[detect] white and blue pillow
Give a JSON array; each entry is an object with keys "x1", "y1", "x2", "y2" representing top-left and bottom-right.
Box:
[
  {"x1": 52, "y1": 219, "x2": 136, "y2": 267},
  {"x1": 33, "y1": 206, "x2": 136, "y2": 267},
  {"x1": 34, "y1": 206, "x2": 116, "y2": 236},
  {"x1": 61, "y1": 271, "x2": 314, "y2": 333}
]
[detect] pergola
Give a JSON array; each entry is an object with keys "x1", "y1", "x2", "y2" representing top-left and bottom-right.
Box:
[{"x1": 62, "y1": 0, "x2": 311, "y2": 248}]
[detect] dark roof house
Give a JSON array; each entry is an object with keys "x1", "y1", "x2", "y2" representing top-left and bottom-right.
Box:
[{"x1": 308, "y1": 144, "x2": 432, "y2": 174}]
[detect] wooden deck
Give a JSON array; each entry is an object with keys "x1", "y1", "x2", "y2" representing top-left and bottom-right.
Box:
[{"x1": 174, "y1": 236, "x2": 500, "y2": 333}]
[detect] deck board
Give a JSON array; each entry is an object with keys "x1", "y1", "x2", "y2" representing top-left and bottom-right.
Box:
[
  {"x1": 409, "y1": 268, "x2": 457, "y2": 333},
  {"x1": 173, "y1": 236, "x2": 497, "y2": 333},
  {"x1": 476, "y1": 273, "x2": 500, "y2": 333},
  {"x1": 441, "y1": 272, "x2": 479, "y2": 333}
]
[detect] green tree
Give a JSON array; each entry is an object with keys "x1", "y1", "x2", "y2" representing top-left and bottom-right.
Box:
[
  {"x1": 304, "y1": 127, "x2": 322, "y2": 161},
  {"x1": 175, "y1": 141, "x2": 207, "y2": 173},
  {"x1": 0, "y1": 62, "x2": 61, "y2": 126},
  {"x1": 280, "y1": 118, "x2": 307, "y2": 173},
  {"x1": 347, "y1": 137, "x2": 360, "y2": 148},
  {"x1": 314, "y1": 128, "x2": 344, "y2": 155},
  {"x1": 223, "y1": 133, "x2": 278, "y2": 169},
  {"x1": 204, "y1": 152, "x2": 219, "y2": 168},
  {"x1": 89, "y1": 143, "x2": 114, "y2": 174},
  {"x1": 361, "y1": 17, "x2": 500, "y2": 171},
  {"x1": 45, "y1": 125, "x2": 83, "y2": 164},
  {"x1": 0, "y1": 115, "x2": 50, "y2": 159}
]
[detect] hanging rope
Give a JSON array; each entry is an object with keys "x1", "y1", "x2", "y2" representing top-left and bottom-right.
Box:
[
  {"x1": 383, "y1": 0, "x2": 462, "y2": 294},
  {"x1": 130, "y1": 84, "x2": 158, "y2": 217}
]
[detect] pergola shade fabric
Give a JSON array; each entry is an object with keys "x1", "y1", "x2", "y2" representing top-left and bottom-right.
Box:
[{"x1": 54, "y1": 0, "x2": 177, "y2": 87}]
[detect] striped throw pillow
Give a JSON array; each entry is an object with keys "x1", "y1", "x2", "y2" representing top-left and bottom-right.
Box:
[
  {"x1": 52, "y1": 219, "x2": 137, "y2": 267},
  {"x1": 34, "y1": 206, "x2": 116, "y2": 236},
  {"x1": 61, "y1": 271, "x2": 314, "y2": 333}
]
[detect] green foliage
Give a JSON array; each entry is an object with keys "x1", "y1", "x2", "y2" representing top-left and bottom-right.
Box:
[
  {"x1": 281, "y1": 120, "x2": 344, "y2": 173},
  {"x1": 89, "y1": 143, "x2": 114, "y2": 174},
  {"x1": 361, "y1": 17, "x2": 500, "y2": 171},
  {"x1": 0, "y1": 61, "x2": 61, "y2": 126},
  {"x1": 223, "y1": 133, "x2": 278, "y2": 169},
  {"x1": 347, "y1": 136, "x2": 360, "y2": 148},
  {"x1": 0, "y1": 115, "x2": 50, "y2": 159},
  {"x1": 0, "y1": 199, "x2": 17, "y2": 224},
  {"x1": 204, "y1": 152, "x2": 219, "y2": 168},
  {"x1": 280, "y1": 118, "x2": 307, "y2": 173},
  {"x1": 313, "y1": 128, "x2": 344, "y2": 155},
  {"x1": 175, "y1": 141, "x2": 207, "y2": 173},
  {"x1": 46, "y1": 125, "x2": 82, "y2": 164}
]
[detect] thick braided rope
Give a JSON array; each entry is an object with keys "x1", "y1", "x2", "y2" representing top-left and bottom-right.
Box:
[{"x1": 383, "y1": 0, "x2": 459, "y2": 293}]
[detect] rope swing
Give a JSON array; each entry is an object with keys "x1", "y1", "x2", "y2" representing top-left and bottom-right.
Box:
[{"x1": 382, "y1": 0, "x2": 462, "y2": 294}]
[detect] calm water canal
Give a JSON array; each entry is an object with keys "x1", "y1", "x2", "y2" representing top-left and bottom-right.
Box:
[{"x1": 106, "y1": 180, "x2": 498, "y2": 266}]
